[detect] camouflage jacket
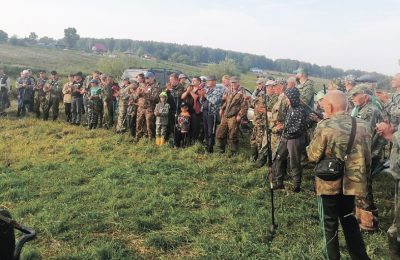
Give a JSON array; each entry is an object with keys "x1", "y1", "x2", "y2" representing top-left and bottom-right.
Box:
[
  {"x1": 35, "y1": 78, "x2": 48, "y2": 92},
  {"x1": 102, "y1": 84, "x2": 113, "y2": 103},
  {"x1": 46, "y1": 79, "x2": 62, "y2": 96},
  {"x1": 353, "y1": 99, "x2": 387, "y2": 159},
  {"x1": 135, "y1": 82, "x2": 161, "y2": 110},
  {"x1": 389, "y1": 130, "x2": 400, "y2": 179},
  {"x1": 221, "y1": 87, "x2": 248, "y2": 118},
  {"x1": 154, "y1": 102, "x2": 170, "y2": 126},
  {"x1": 306, "y1": 112, "x2": 371, "y2": 196},
  {"x1": 297, "y1": 79, "x2": 315, "y2": 108},
  {"x1": 383, "y1": 92, "x2": 400, "y2": 127},
  {"x1": 251, "y1": 88, "x2": 267, "y2": 124},
  {"x1": 270, "y1": 93, "x2": 289, "y2": 132},
  {"x1": 119, "y1": 85, "x2": 132, "y2": 105}
]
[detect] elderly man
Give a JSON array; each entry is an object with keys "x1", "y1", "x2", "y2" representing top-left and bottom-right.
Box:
[
  {"x1": 16, "y1": 70, "x2": 35, "y2": 117},
  {"x1": 351, "y1": 84, "x2": 386, "y2": 231},
  {"x1": 307, "y1": 90, "x2": 370, "y2": 260},
  {"x1": 287, "y1": 77, "x2": 297, "y2": 89}
]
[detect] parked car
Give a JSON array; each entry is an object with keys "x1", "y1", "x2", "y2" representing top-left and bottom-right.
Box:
[{"x1": 122, "y1": 68, "x2": 184, "y2": 86}]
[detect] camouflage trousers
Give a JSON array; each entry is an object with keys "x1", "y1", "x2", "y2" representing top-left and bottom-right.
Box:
[
  {"x1": 258, "y1": 132, "x2": 282, "y2": 160},
  {"x1": 103, "y1": 101, "x2": 114, "y2": 129},
  {"x1": 87, "y1": 99, "x2": 102, "y2": 128},
  {"x1": 136, "y1": 107, "x2": 155, "y2": 139},
  {"x1": 41, "y1": 93, "x2": 60, "y2": 121},
  {"x1": 0, "y1": 89, "x2": 7, "y2": 114},
  {"x1": 34, "y1": 90, "x2": 44, "y2": 118},
  {"x1": 116, "y1": 102, "x2": 128, "y2": 132},
  {"x1": 216, "y1": 116, "x2": 239, "y2": 152},
  {"x1": 127, "y1": 105, "x2": 137, "y2": 137},
  {"x1": 156, "y1": 124, "x2": 168, "y2": 138},
  {"x1": 250, "y1": 122, "x2": 265, "y2": 150}
]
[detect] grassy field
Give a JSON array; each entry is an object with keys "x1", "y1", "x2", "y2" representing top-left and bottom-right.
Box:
[
  {"x1": 0, "y1": 104, "x2": 394, "y2": 259},
  {"x1": 0, "y1": 44, "x2": 387, "y2": 259}
]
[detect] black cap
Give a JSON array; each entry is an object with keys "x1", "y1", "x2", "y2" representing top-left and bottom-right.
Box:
[
  {"x1": 75, "y1": 71, "x2": 83, "y2": 77},
  {"x1": 39, "y1": 70, "x2": 46, "y2": 74},
  {"x1": 50, "y1": 70, "x2": 58, "y2": 75},
  {"x1": 180, "y1": 102, "x2": 189, "y2": 107}
]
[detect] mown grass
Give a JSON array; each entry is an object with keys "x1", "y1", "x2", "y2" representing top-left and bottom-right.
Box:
[{"x1": 0, "y1": 103, "x2": 394, "y2": 259}]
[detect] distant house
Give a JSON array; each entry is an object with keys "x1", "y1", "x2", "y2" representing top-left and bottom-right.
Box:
[{"x1": 92, "y1": 43, "x2": 108, "y2": 54}]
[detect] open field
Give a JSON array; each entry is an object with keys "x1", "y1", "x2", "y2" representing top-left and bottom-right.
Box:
[{"x1": 0, "y1": 106, "x2": 394, "y2": 259}]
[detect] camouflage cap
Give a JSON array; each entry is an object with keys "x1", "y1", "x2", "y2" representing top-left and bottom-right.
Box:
[
  {"x1": 159, "y1": 91, "x2": 167, "y2": 97},
  {"x1": 265, "y1": 80, "x2": 276, "y2": 86},
  {"x1": 229, "y1": 76, "x2": 239, "y2": 83},
  {"x1": 294, "y1": 67, "x2": 308, "y2": 75},
  {"x1": 274, "y1": 77, "x2": 287, "y2": 86},
  {"x1": 178, "y1": 74, "x2": 187, "y2": 79},
  {"x1": 349, "y1": 83, "x2": 374, "y2": 96},
  {"x1": 256, "y1": 78, "x2": 266, "y2": 84}
]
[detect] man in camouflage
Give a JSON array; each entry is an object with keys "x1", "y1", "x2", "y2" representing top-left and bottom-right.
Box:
[
  {"x1": 295, "y1": 67, "x2": 315, "y2": 109},
  {"x1": 344, "y1": 75, "x2": 356, "y2": 112},
  {"x1": 165, "y1": 73, "x2": 185, "y2": 144},
  {"x1": 351, "y1": 83, "x2": 386, "y2": 231},
  {"x1": 216, "y1": 76, "x2": 248, "y2": 155},
  {"x1": 307, "y1": 90, "x2": 371, "y2": 260},
  {"x1": 0, "y1": 69, "x2": 11, "y2": 116},
  {"x1": 35, "y1": 70, "x2": 48, "y2": 118},
  {"x1": 42, "y1": 71, "x2": 62, "y2": 121},
  {"x1": 102, "y1": 75, "x2": 115, "y2": 129},
  {"x1": 377, "y1": 73, "x2": 400, "y2": 128},
  {"x1": 135, "y1": 72, "x2": 160, "y2": 140},
  {"x1": 376, "y1": 121, "x2": 400, "y2": 258},
  {"x1": 116, "y1": 78, "x2": 132, "y2": 133},
  {"x1": 127, "y1": 81, "x2": 139, "y2": 137},
  {"x1": 256, "y1": 78, "x2": 289, "y2": 168},
  {"x1": 250, "y1": 77, "x2": 267, "y2": 161}
]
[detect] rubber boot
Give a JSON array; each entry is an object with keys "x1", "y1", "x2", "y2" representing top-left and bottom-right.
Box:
[
  {"x1": 217, "y1": 139, "x2": 226, "y2": 154},
  {"x1": 159, "y1": 138, "x2": 165, "y2": 146},
  {"x1": 155, "y1": 137, "x2": 160, "y2": 146},
  {"x1": 251, "y1": 145, "x2": 258, "y2": 162},
  {"x1": 229, "y1": 140, "x2": 239, "y2": 156},
  {"x1": 256, "y1": 153, "x2": 267, "y2": 168},
  {"x1": 359, "y1": 208, "x2": 379, "y2": 232}
]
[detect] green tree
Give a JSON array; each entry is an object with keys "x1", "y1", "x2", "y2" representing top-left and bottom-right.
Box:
[
  {"x1": 0, "y1": 30, "x2": 8, "y2": 43},
  {"x1": 63, "y1": 27, "x2": 80, "y2": 49},
  {"x1": 202, "y1": 59, "x2": 240, "y2": 80},
  {"x1": 28, "y1": 32, "x2": 38, "y2": 42}
]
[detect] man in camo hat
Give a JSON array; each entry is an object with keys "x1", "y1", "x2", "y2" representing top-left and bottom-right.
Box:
[{"x1": 351, "y1": 83, "x2": 386, "y2": 231}]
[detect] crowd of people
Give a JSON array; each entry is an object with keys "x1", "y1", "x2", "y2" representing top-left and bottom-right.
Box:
[{"x1": 1, "y1": 66, "x2": 400, "y2": 259}]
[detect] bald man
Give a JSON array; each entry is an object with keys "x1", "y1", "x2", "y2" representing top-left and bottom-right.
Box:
[{"x1": 307, "y1": 91, "x2": 371, "y2": 260}]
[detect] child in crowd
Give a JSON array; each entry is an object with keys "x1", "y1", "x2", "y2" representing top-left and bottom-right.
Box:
[
  {"x1": 175, "y1": 102, "x2": 191, "y2": 147},
  {"x1": 87, "y1": 79, "x2": 102, "y2": 129},
  {"x1": 154, "y1": 92, "x2": 170, "y2": 146}
]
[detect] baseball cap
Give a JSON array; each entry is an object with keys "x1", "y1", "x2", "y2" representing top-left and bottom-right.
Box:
[
  {"x1": 229, "y1": 76, "x2": 239, "y2": 83},
  {"x1": 256, "y1": 78, "x2": 266, "y2": 84},
  {"x1": 265, "y1": 80, "x2": 276, "y2": 86},
  {"x1": 178, "y1": 74, "x2": 187, "y2": 79},
  {"x1": 294, "y1": 67, "x2": 308, "y2": 75},
  {"x1": 206, "y1": 75, "x2": 217, "y2": 81},
  {"x1": 349, "y1": 84, "x2": 373, "y2": 96},
  {"x1": 144, "y1": 71, "x2": 155, "y2": 78}
]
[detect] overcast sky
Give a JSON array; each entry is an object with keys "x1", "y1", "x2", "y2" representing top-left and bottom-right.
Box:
[{"x1": 2, "y1": 0, "x2": 400, "y2": 75}]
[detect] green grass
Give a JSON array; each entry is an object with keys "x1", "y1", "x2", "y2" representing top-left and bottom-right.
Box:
[{"x1": 0, "y1": 103, "x2": 394, "y2": 259}]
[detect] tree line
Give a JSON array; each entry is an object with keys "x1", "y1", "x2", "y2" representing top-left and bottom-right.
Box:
[{"x1": 0, "y1": 28, "x2": 388, "y2": 81}]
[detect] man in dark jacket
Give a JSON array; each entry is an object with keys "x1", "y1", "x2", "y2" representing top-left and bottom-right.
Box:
[{"x1": 272, "y1": 87, "x2": 307, "y2": 192}]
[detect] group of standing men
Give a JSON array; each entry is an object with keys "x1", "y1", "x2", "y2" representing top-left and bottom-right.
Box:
[{"x1": 3, "y1": 66, "x2": 400, "y2": 258}]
